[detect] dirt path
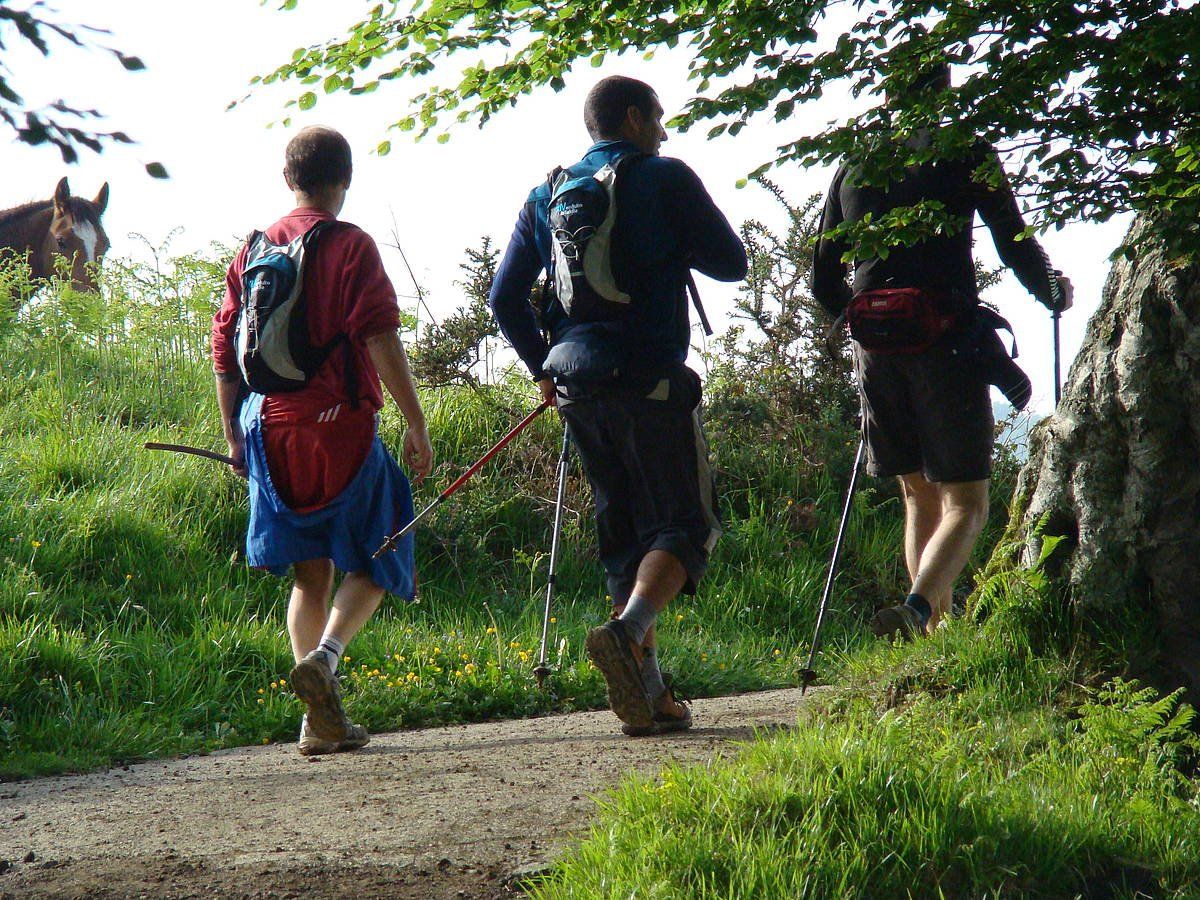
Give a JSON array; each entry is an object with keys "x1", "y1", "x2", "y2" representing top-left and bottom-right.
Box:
[{"x1": 0, "y1": 687, "x2": 819, "y2": 899}]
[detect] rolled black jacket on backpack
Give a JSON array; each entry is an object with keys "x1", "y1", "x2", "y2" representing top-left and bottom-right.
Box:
[
  {"x1": 489, "y1": 140, "x2": 747, "y2": 382},
  {"x1": 811, "y1": 137, "x2": 1058, "y2": 317}
]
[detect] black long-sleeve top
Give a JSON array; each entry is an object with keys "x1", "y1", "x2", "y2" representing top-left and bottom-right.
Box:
[{"x1": 811, "y1": 138, "x2": 1058, "y2": 316}]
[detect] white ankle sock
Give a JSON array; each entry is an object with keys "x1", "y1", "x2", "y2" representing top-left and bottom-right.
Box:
[{"x1": 315, "y1": 634, "x2": 345, "y2": 674}]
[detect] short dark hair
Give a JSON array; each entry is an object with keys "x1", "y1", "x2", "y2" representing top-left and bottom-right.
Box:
[
  {"x1": 284, "y1": 126, "x2": 353, "y2": 193},
  {"x1": 583, "y1": 76, "x2": 658, "y2": 140}
]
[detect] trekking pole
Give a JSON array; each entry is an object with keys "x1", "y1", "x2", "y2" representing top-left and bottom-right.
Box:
[
  {"x1": 533, "y1": 425, "x2": 572, "y2": 689},
  {"x1": 800, "y1": 438, "x2": 865, "y2": 695},
  {"x1": 1052, "y1": 308, "x2": 1062, "y2": 407},
  {"x1": 144, "y1": 442, "x2": 238, "y2": 468},
  {"x1": 372, "y1": 397, "x2": 553, "y2": 559}
]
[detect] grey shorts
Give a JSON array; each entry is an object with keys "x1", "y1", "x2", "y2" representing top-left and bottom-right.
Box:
[{"x1": 854, "y1": 341, "x2": 994, "y2": 483}]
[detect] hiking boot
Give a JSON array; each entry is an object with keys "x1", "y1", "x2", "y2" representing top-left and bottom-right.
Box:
[
  {"x1": 297, "y1": 714, "x2": 370, "y2": 757},
  {"x1": 585, "y1": 619, "x2": 654, "y2": 730},
  {"x1": 870, "y1": 604, "x2": 926, "y2": 641},
  {"x1": 289, "y1": 650, "x2": 353, "y2": 742},
  {"x1": 621, "y1": 679, "x2": 693, "y2": 737}
]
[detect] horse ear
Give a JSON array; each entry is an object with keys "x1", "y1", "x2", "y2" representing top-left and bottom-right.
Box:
[
  {"x1": 94, "y1": 183, "x2": 110, "y2": 216},
  {"x1": 53, "y1": 177, "x2": 70, "y2": 212}
]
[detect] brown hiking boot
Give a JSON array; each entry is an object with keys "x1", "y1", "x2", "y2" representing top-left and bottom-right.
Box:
[
  {"x1": 297, "y1": 715, "x2": 370, "y2": 756},
  {"x1": 289, "y1": 650, "x2": 353, "y2": 742},
  {"x1": 621, "y1": 680, "x2": 693, "y2": 737},
  {"x1": 585, "y1": 619, "x2": 654, "y2": 730},
  {"x1": 870, "y1": 604, "x2": 926, "y2": 641}
]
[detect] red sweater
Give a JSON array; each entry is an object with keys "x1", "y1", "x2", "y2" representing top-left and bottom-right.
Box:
[{"x1": 212, "y1": 208, "x2": 402, "y2": 511}]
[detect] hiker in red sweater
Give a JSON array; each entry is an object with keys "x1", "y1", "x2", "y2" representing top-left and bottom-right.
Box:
[{"x1": 212, "y1": 125, "x2": 432, "y2": 755}]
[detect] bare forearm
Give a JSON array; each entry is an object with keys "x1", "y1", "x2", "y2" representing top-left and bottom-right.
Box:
[
  {"x1": 214, "y1": 372, "x2": 242, "y2": 438},
  {"x1": 366, "y1": 331, "x2": 425, "y2": 427}
]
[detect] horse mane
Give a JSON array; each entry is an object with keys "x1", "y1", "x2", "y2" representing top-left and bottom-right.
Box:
[{"x1": 0, "y1": 196, "x2": 103, "y2": 231}]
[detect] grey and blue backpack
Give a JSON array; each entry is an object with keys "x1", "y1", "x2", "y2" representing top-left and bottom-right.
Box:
[
  {"x1": 235, "y1": 220, "x2": 350, "y2": 395},
  {"x1": 546, "y1": 152, "x2": 713, "y2": 335},
  {"x1": 547, "y1": 152, "x2": 644, "y2": 323}
]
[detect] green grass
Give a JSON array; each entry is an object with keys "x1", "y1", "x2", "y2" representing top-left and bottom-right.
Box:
[
  {"x1": 533, "y1": 559, "x2": 1200, "y2": 898},
  {"x1": 0, "y1": 254, "x2": 917, "y2": 778}
]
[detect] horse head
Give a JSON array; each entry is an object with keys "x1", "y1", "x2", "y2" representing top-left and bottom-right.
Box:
[{"x1": 46, "y1": 177, "x2": 111, "y2": 293}]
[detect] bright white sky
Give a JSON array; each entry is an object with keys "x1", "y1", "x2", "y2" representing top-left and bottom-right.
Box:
[{"x1": 7, "y1": 0, "x2": 1129, "y2": 413}]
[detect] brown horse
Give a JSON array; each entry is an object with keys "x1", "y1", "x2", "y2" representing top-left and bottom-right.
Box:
[{"x1": 0, "y1": 177, "x2": 111, "y2": 294}]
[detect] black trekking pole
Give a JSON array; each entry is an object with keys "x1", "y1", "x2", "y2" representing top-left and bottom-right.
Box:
[
  {"x1": 533, "y1": 425, "x2": 572, "y2": 689},
  {"x1": 1052, "y1": 307, "x2": 1062, "y2": 407},
  {"x1": 800, "y1": 438, "x2": 865, "y2": 695}
]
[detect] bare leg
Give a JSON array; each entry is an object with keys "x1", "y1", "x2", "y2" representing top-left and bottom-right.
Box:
[
  {"x1": 630, "y1": 549, "x2": 688, "y2": 613},
  {"x1": 899, "y1": 473, "x2": 941, "y2": 585},
  {"x1": 910, "y1": 479, "x2": 989, "y2": 629},
  {"x1": 288, "y1": 558, "x2": 335, "y2": 664},
  {"x1": 323, "y1": 571, "x2": 386, "y2": 648}
]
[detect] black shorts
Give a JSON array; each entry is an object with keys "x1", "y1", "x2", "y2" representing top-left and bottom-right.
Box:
[
  {"x1": 854, "y1": 341, "x2": 993, "y2": 483},
  {"x1": 559, "y1": 364, "x2": 721, "y2": 604}
]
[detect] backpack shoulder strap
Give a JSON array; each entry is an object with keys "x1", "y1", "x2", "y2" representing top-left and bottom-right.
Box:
[{"x1": 686, "y1": 272, "x2": 714, "y2": 337}]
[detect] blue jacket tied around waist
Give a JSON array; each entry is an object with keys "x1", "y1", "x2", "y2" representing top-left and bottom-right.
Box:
[{"x1": 239, "y1": 393, "x2": 416, "y2": 598}]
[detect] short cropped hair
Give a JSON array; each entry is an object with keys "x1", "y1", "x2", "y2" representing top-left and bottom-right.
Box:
[
  {"x1": 284, "y1": 126, "x2": 353, "y2": 193},
  {"x1": 583, "y1": 76, "x2": 658, "y2": 140}
]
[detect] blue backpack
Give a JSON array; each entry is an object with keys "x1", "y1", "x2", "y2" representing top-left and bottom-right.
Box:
[{"x1": 235, "y1": 220, "x2": 350, "y2": 395}]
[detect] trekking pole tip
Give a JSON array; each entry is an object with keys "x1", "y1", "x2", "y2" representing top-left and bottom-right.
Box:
[
  {"x1": 532, "y1": 664, "x2": 552, "y2": 689},
  {"x1": 799, "y1": 668, "x2": 818, "y2": 695}
]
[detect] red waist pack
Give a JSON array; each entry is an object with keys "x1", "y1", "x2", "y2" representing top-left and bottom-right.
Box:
[{"x1": 846, "y1": 287, "x2": 961, "y2": 354}]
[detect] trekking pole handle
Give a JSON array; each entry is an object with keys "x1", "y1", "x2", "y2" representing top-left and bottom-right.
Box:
[{"x1": 372, "y1": 397, "x2": 553, "y2": 559}]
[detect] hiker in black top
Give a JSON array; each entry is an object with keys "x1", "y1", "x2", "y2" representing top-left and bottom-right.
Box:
[
  {"x1": 488, "y1": 76, "x2": 747, "y2": 734},
  {"x1": 811, "y1": 61, "x2": 1073, "y2": 639}
]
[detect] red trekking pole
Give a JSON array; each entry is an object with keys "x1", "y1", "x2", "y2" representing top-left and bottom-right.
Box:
[{"x1": 372, "y1": 397, "x2": 553, "y2": 559}]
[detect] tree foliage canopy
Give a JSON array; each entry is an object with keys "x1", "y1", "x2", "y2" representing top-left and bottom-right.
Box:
[
  {"x1": 262, "y1": 0, "x2": 1198, "y2": 254},
  {"x1": 0, "y1": 5, "x2": 165, "y2": 175}
]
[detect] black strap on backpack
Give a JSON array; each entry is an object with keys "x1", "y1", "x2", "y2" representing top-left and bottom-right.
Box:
[{"x1": 686, "y1": 272, "x2": 714, "y2": 337}]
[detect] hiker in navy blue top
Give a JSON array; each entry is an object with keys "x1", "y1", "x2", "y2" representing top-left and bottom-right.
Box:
[
  {"x1": 489, "y1": 76, "x2": 746, "y2": 735},
  {"x1": 811, "y1": 61, "x2": 1073, "y2": 642}
]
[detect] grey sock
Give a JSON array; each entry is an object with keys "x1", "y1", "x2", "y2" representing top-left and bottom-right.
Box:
[
  {"x1": 641, "y1": 645, "x2": 667, "y2": 700},
  {"x1": 617, "y1": 595, "x2": 658, "y2": 646}
]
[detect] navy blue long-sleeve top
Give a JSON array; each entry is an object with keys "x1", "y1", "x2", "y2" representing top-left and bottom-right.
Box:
[
  {"x1": 488, "y1": 139, "x2": 747, "y2": 379},
  {"x1": 811, "y1": 138, "x2": 1058, "y2": 317}
]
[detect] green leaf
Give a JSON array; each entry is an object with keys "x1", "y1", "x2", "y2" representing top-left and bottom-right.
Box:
[
  {"x1": 298, "y1": 91, "x2": 317, "y2": 111},
  {"x1": 144, "y1": 162, "x2": 169, "y2": 179}
]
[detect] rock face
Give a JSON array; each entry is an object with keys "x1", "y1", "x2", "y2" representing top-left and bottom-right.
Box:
[{"x1": 1015, "y1": 215, "x2": 1200, "y2": 702}]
